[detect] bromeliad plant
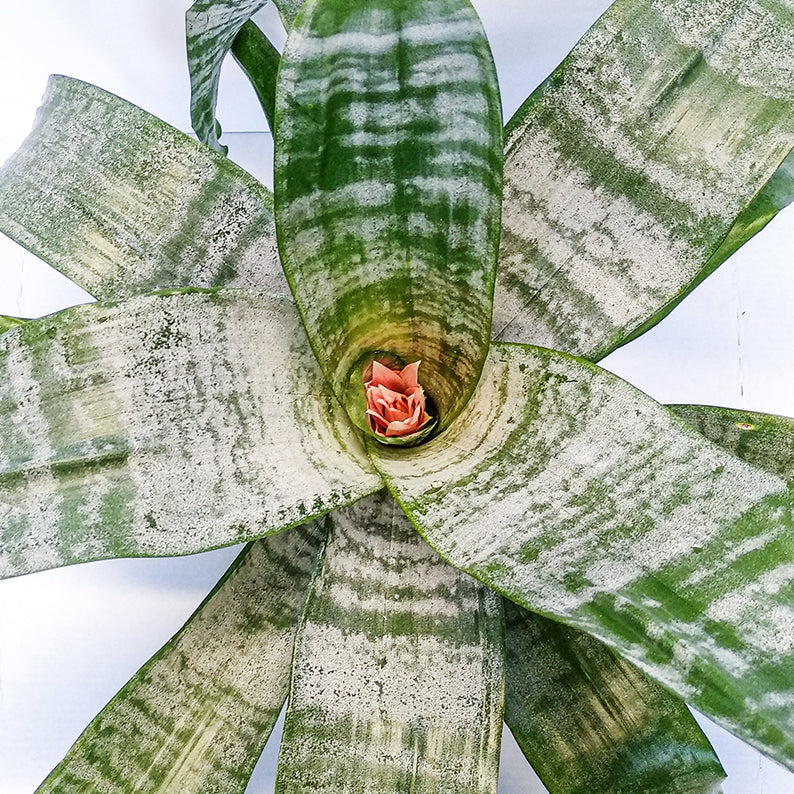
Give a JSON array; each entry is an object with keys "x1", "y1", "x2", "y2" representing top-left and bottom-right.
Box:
[{"x1": 2, "y1": 0, "x2": 794, "y2": 791}]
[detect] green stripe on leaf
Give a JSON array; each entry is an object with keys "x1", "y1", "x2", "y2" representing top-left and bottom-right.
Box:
[
  {"x1": 275, "y1": 0, "x2": 503, "y2": 440},
  {"x1": 370, "y1": 341, "x2": 794, "y2": 770},
  {"x1": 0, "y1": 290, "x2": 380, "y2": 577},
  {"x1": 0, "y1": 77, "x2": 284, "y2": 302},
  {"x1": 275, "y1": 490, "x2": 504, "y2": 793},
  {"x1": 37, "y1": 523, "x2": 327, "y2": 794}
]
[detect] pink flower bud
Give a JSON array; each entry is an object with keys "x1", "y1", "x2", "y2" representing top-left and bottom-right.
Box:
[{"x1": 365, "y1": 360, "x2": 433, "y2": 438}]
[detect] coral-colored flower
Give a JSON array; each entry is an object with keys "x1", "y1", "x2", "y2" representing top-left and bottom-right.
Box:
[{"x1": 365, "y1": 360, "x2": 433, "y2": 438}]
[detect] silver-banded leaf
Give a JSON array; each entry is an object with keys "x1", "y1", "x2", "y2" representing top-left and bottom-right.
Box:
[
  {"x1": 0, "y1": 315, "x2": 26, "y2": 334},
  {"x1": 275, "y1": 0, "x2": 503, "y2": 436},
  {"x1": 0, "y1": 77, "x2": 284, "y2": 302},
  {"x1": 671, "y1": 404, "x2": 794, "y2": 479},
  {"x1": 231, "y1": 20, "x2": 281, "y2": 131},
  {"x1": 0, "y1": 289, "x2": 381, "y2": 578},
  {"x1": 492, "y1": 0, "x2": 794, "y2": 360},
  {"x1": 370, "y1": 342, "x2": 794, "y2": 769},
  {"x1": 186, "y1": 0, "x2": 271, "y2": 151},
  {"x1": 37, "y1": 521, "x2": 327, "y2": 794},
  {"x1": 504, "y1": 600, "x2": 724, "y2": 794},
  {"x1": 275, "y1": 490, "x2": 504, "y2": 793}
]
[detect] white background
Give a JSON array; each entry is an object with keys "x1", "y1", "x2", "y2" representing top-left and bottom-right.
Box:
[{"x1": 1, "y1": 1, "x2": 793, "y2": 792}]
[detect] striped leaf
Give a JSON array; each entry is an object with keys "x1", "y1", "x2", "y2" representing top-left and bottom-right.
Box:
[
  {"x1": 37, "y1": 521, "x2": 327, "y2": 794},
  {"x1": 671, "y1": 404, "x2": 794, "y2": 479},
  {"x1": 504, "y1": 600, "x2": 724, "y2": 794},
  {"x1": 274, "y1": 0, "x2": 503, "y2": 438},
  {"x1": 0, "y1": 77, "x2": 284, "y2": 302},
  {"x1": 230, "y1": 20, "x2": 282, "y2": 131},
  {"x1": 275, "y1": 490, "x2": 504, "y2": 793},
  {"x1": 0, "y1": 289, "x2": 381, "y2": 578},
  {"x1": 186, "y1": 0, "x2": 271, "y2": 151},
  {"x1": 370, "y1": 341, "x2": 794, "y2": 769},
  {"x1": 491, "y1": 0, "x2": 794, "y2": 360}
]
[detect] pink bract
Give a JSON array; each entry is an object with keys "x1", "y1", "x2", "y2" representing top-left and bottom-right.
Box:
[{"x1": 365, "y1": 360, "x2": 433, "y2": 438}]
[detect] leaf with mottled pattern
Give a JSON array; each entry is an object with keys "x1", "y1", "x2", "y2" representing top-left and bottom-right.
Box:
[
  {"x1": 671, "y1": 404, "x2": 794, "y2": 479},
  {"x1": 0, "y1": 289, "x2": 381, "y2": 578},
  {"x1": 275, "y1": 490, "x2": 504, "y2": 793},
  {"x1": 186, "y1": 0, "x2": 271, "y2": 152},
  {"x1": 0, "y1": 77, "x2": 285, "y2": 302},
  {"x1": 370, "y1": 341, "x2": 794, "y2": 770},
  {"x1": 37, "y1": 521, "x2": 327, "y2": 794},
  {"x1": 274, "y1": 0, "x2": 503, "y2": 438},
  {"x1": 504, "y1": 600, "x2": 724, "y2": 794},
  {"x1": 492, "y1": 0, "x2": 794, "y2": 360}
]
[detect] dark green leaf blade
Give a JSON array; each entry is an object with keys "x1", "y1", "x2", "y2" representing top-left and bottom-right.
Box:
[
  {"x1": 186, "y1": 0, "x2": 271, "y2": 151},
  {"x1": 670, "y1": 404, "x2": 794, "y2": 479},
  {"x1": 505, "y1": 600, "x2": 724, "y2": 794},
  {"x1": 37, "y1": 521, "x2": 327, "y2": 794},
  {"x1": 275, "y1": 490, "x2": 504, "y2": 793},
  {"x1": 0, "y1": 77, "x2": 284, "y2": 302},
  {"x1": 492, "y1": 0, "x2": 794, "y2": 360},
  {"x1": 0, "y1": 290, "x2": 381, "y2": 578},
  {"x1": 275, "y1": 0, "x2": 503, "y2": 437},
  {"x1": 231, "y1": 20, "x2": 281, "y2": 131},
  {"x1": 370, "y1": 342, "x2": 794, "y2": 769}
]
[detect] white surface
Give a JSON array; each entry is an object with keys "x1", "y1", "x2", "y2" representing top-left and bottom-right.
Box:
[{"x1": 1, "y1": 1, "x2": 793, "y2": 792}]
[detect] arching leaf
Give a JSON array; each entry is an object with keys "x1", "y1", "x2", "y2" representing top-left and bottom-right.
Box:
[
  {"x1": 0, "y1": 77, "x2": 284, "y2": 302},
  {"x1": 275, "y1": 0, "x2": 503, "y2": 438},
  {"x1": 275, "y1": 490, "x2": 503, "y2": 793},
  {"x1": 186, "y1": 0, "x2": 271, "y2": 151},
  {"x1": 231, "y1": 20, "x2": 281, "y2": 131},
  {"x1": 492, "y1": 0, "x2": 794, "y2": 360},
  {"x1": 505, "y1": 600, "x2": 724, "y2": 794},
  {"x1": 0, "y1": 290, "x2": 381, "y2": 578},
  {"x1": 370, "y1": 341, "x2": 794, "y2": 769},
  {"x1": 38, "y1": 522, "x2": 327, "y2": 794}
]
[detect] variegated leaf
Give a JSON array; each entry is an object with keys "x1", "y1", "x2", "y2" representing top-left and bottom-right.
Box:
[
  {"x1": 370, "y1": 342, "x2": 794, "y2": 769},
  {"x1": 274, "y1": 0, "x2": 503, "y2": 438},
  {"x1": 504, "y1": 600, "x2": 724, "y2": 794},
  {"x1": 275, "y1": 490, "x2": 504, "y2": 793},
  {"x1": 230, "y1": 20, "x2": 281, "y2": 130},
  {"x1": 37, "y1": 521, "x2": 327, "y2": 794},
  {"x1": 0, "y1": 77, "x2": 284, "y2": 302},
  {"x1": 671, "y1": 404, "x2": 794, "y2": 479},
  {"x1": 186, "y1": 0, "x2": 271, "y2": 151},
  {"x1": 272, "y1": 0, "x2": 303, "y2": 29},
  {"x1": 492, "y1": 0, "x2": 794, "y2": 359},
  {"x1": 0, "y1": 289, "x2": 381, "y2": 578}
]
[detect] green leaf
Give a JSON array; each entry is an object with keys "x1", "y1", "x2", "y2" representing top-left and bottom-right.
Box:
[
  {"x1": 272, "y1": 0, "x2": 303, "y2": 29},
  {"x1": 504, "y1": 600, "x2": 724, "y2": 794},
  {"x1": 37, "y1": 521, "x2": 327, "y2": 794},
  {"x1": 275, "y1": 490, "x2": 504, "y2": 793},
  {"x1": 231, "y1": 20, "x2": 282, "y2": 131},
  {"x1": 274, "y1": 0, "x2": 503, "y2": 438},
  {"x1": 186, "y1": 0, "x2": 271, "y2": 151},
  {"x1": 369, "y1": 341, "x2": 794, "y2": 769},
  {"x1": 0, "y1": 289, "x2": 381, "y2": 578},
  {"x1": 0, "y1": 77, "x2": 284, "y2": 302},
  {"x1": 671, "y1": 404, "x2": 794, "y2": 479},
  {"x1": 492, "y1": 0, "x2": 794, "y2": 360},
  {"x1": 0, "y1": 315, "x2": 26, "y2": 334}
]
